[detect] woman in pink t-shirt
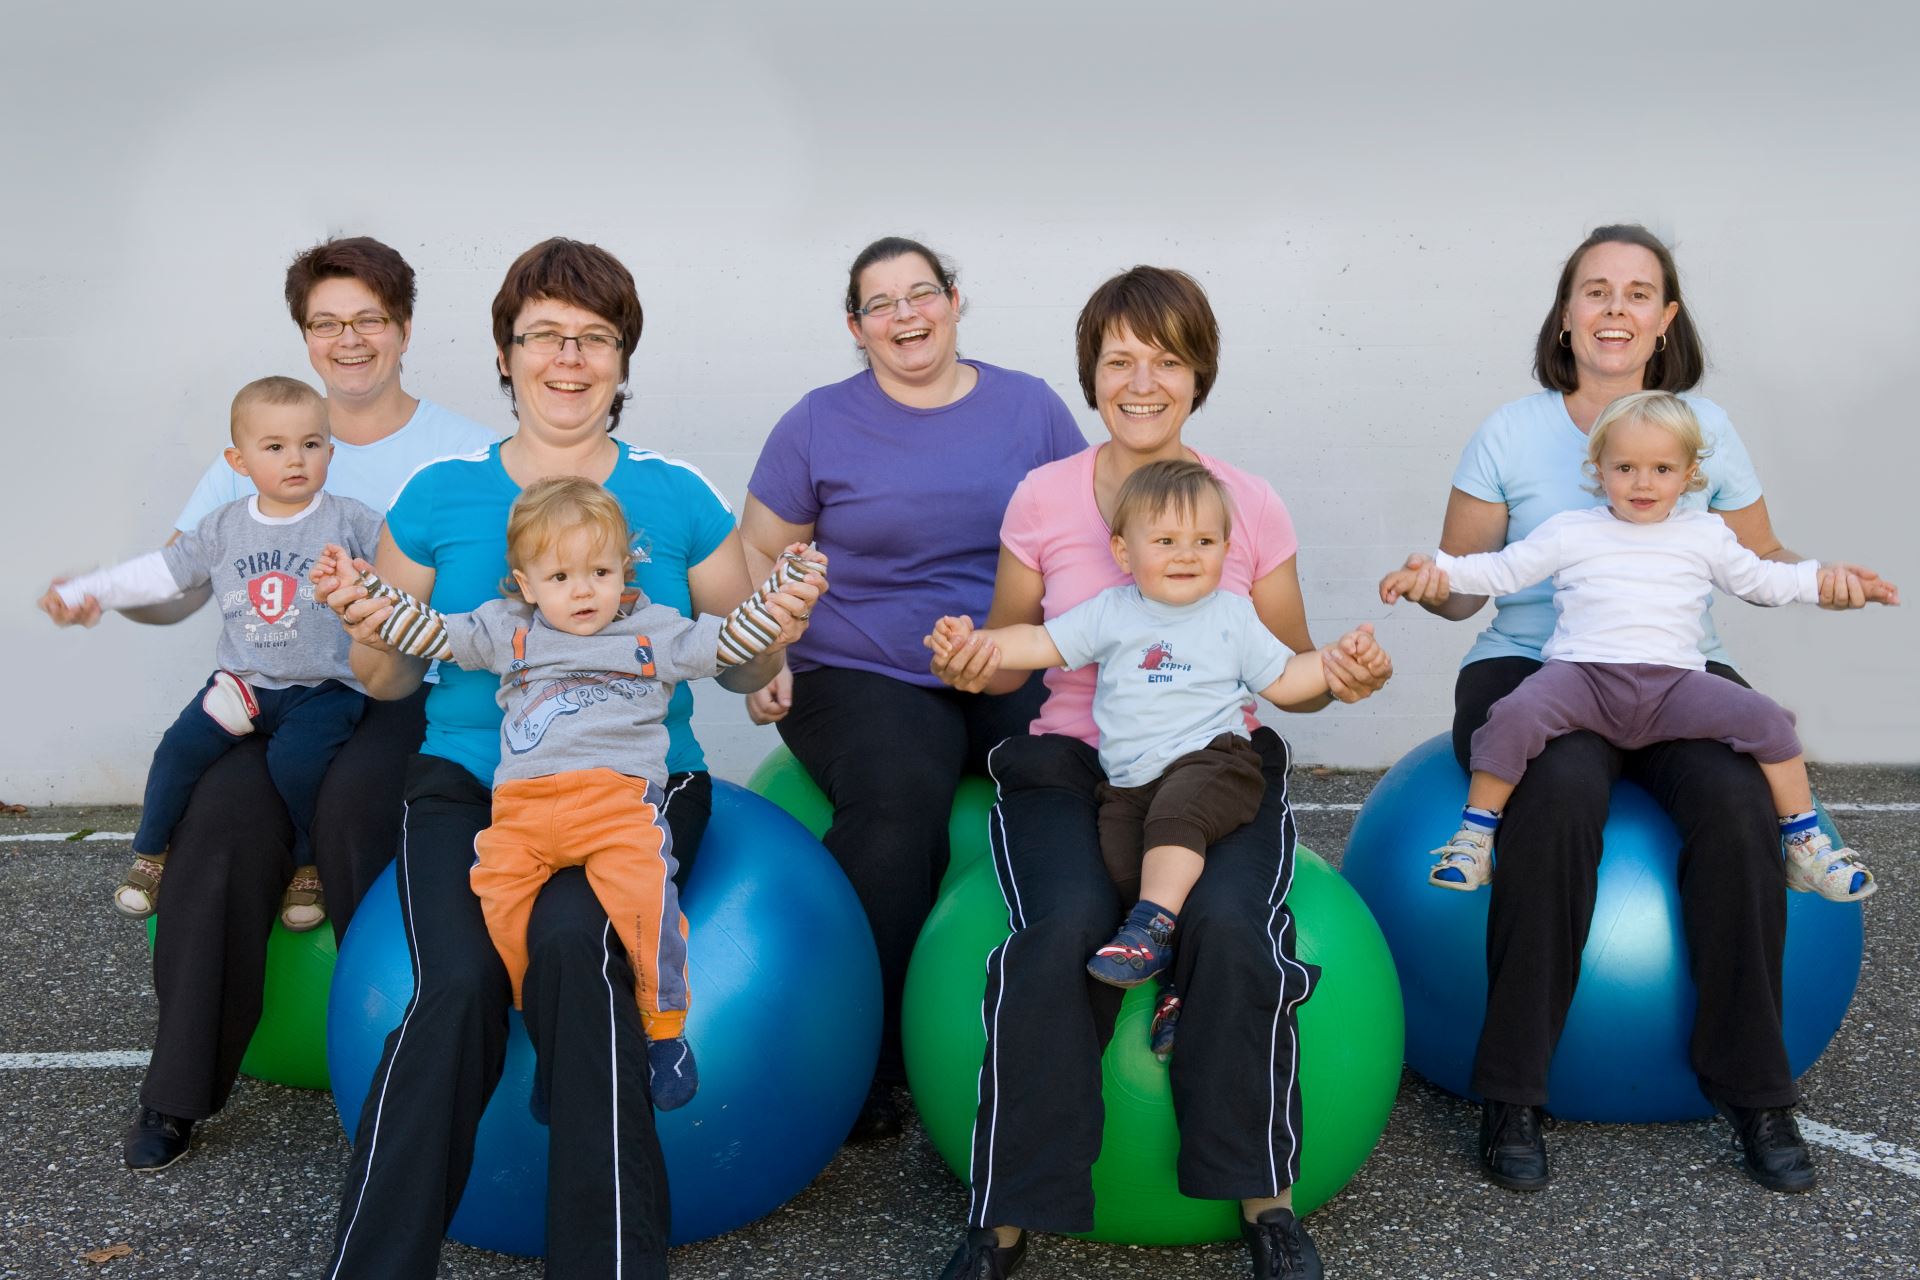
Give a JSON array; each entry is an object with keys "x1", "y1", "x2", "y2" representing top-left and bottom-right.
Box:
[{"x1": 928, "y1": 267, "x2": 1391, "y2": 1280}]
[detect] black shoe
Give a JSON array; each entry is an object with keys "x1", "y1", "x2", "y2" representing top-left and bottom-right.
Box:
[
  {"x1": 124, "y1": 1107, "x2": 193, "y2": 1171},
  {"x1": 1241, "y1": 1207, "x2": 1323, "y2": 1280},
  {"x1": 936, "y1": 1227, "x2": 1026, "y2": 1279},
  {"x1": 1712, "y1": 1100, "x2": 1817, "y2": 1193},
  {"x1": 846, "y1": 1083, "x2": 903, "y2": 1144},
  {"x1": 1479, "y1": 1099, "x2": 1549, "y2": 1191}
]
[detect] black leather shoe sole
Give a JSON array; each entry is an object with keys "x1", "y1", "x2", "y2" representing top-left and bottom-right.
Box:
[
  {"x1": 1710, "y1": 1101, "x2": 1817, "y2": 1194},
  {"x1": 1481, "y1": 1155, "x2": 1551, "y2": 1192},
  {"x1": 124, "y1": 1120, "x2": 192, "y2": 1172}
]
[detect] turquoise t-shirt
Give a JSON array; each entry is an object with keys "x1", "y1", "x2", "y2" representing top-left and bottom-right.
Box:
[
  {"x1": 174, "y1": 399, "x2": 498, "y2": 529},
  {"x1": 1450, "y1": 391, "x2": 1763, "y2": 669},
  {"x1": 384, "y1": 440, "x2": 736, "y2": 785}
]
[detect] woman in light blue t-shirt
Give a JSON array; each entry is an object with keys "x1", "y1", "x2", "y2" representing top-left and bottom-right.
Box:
[{"x1": 1393, "y1": 224, "x2": 1883, "y2": 1197}]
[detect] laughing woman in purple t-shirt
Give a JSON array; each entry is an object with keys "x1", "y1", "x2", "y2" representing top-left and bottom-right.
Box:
[{"x1": 741, "y1": 236, "x2": 1086, "y2": 1139}]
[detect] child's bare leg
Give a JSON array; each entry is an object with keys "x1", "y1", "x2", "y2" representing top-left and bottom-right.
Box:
[
  {"x1": 1429, "y1": 770, "x2": 1512, "y2": 891},
  {"x1": 1764, "y1": 754, "x2": 1876, "y2": 902},
  {"x1": 1138, "y1": 843, "x2": 1206, "y2": 914},
  {"x1": 1088, "y1": 843, "x2": 1200, "y2": 989}
]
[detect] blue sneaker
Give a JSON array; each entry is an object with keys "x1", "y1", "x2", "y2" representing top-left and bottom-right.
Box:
[
  {"x1": 1087, "y1": 913, "x2": 1175, "y2": 989},
  {"x1": 649, "y1": 1036, "x2": 698, "y2": 1111},
  {"x1": 1149, "y1": 981, "x2": 1181, "y2": 1063}
]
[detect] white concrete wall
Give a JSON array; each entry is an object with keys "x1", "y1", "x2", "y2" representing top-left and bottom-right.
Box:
[{"x1": 4, "y1": 3, "x2": 1914, "y2": 803}]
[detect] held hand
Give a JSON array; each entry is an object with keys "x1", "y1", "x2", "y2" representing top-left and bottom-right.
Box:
[
  {"x1": 746, "y1": 663, "x2": 794, "y2": 725},
  {"x1": 926, "y1": 617, "x2": 1001, "y2": 693},
  {"x1": 1322, "y1": 623, "x2": 1392, "y2": 703},
  {"x1": 38, "y1": 580, "x2": 102, "y2": 628},
  {"x1": 324, "y1": 572, "x2": 398, "y2": 651},
  {"x1": 1817, "y1": 562, "x2": 1900, "y2": 609},
  {"x1": 779, "y1": 541, "x2": 830, "y2": 583},
  {"x1": 310, "y1": 543, "x2": 357, "y2": 600},
  {"x1": 1380, "y1": 554, "x2": 1448, "y2": 605},
  {"x1": 761, "y1": 574, "x2": 824, "y2": 649}
]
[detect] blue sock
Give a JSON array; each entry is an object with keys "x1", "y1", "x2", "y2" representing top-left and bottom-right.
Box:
[
  {"x1": 1778, "y1": 811, "x2": 1819, "y2": 841},
  {"x1": 648, "y1": 1036, "x2": 699, "y2": 1111},
  {"x1": 1461, "y1": 806, "x2": 1501, "y2": 834}
]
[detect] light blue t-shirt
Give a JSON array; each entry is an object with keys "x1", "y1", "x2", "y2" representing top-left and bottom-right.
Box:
[
  {"x1": 174, "y1": 398, "x2": 498, "y2": 529},
  {"x1": 1045, "y1": 586, "x2": 1293, "y2": 788},
  {"x1": 1450, "y1": 391, "x2": 1763, "y2": 669},
  {"x1": 385, "y1": 440, "x2": 736, "y2": 786}
]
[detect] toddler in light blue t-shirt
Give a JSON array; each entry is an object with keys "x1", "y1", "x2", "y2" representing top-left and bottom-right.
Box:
[{"x1": 930, "y1": 460, "x2": 1388, "y2": 1056}]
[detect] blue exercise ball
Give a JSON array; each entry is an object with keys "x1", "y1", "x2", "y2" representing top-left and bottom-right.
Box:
[
  {"x1": 1341, "y1": 733, "x2": 1863, "y2": 1123},
  {"x1": 328, "y1": 781, "x2": 882, "y2": 1255}
]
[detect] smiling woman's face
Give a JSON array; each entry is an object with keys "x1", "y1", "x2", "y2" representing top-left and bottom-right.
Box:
[
  {"x1": 845, "y1": 252, "x2": 960, "y2": 392},
  {"x1": 1562, "y1": 240, "x2": 1680, "y2": 388},
  {"x1": 303, "y1": 276, "x2": 410, "y2": 404},
  {"x1": 1092, "y1": 325, "x2": 1197, "y2": 458},
  {"x1": 498, "y1": 298, "x2": 624, "y2": 442}
]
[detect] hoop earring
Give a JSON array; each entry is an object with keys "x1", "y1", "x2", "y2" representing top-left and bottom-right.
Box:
[
  {"x1": 1654, "y1": 333, "x2": 1668, "y2": 353},
  {"x1": 1558, "y1": 329, "x2": 1571, "y2": 348}
]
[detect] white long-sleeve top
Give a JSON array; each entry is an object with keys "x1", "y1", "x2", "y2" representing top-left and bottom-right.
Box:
[{"x1": 1435, "y1": 506, "x2": 1820, "y2": 669}]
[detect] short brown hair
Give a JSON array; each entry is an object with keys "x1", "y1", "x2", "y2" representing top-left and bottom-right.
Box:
[
  {"x1": 1108, "y1": 458, "x2": 1234, "y2": 541},
  {"x1": 1075, "y1": 267, "x2": 1221, "y2": 411},
  {"x1": 284, "y1": 236, "x2": 417, "y2": 329},
  {"x1": 1533, "y1": 224, "x2": 1705, "y2": 394},
  {"x1": 230, "y1": 375, "x2": 324, "y2": 444},
  {"x1": 844, "y1": 235, "x2": 956, "y2": 315},
  {"x1": 503, "y1": 477, "x2": 634, "y2": 592},
  {"x1": 492, "y1": 238, "x2": 644, "y2": 432}
]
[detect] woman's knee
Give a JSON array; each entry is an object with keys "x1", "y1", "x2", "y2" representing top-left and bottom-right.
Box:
[{"x1": 1505, "y1": 732, "x2": 1614, "y2": 826}]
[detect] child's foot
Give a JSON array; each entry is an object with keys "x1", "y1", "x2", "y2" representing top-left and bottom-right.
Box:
[
  {"x1": 201, "y1": 670, "x2": 259, "y2": 736},
  {"x1": 1428, "y1": 828, "x2": 1494, "y2": 891},
  {"x1": 279, "y1": 866, "x2": 326, "y2": 932},
  {"x1": 1150, "y1": 981, "x2": 1182, "y2": 1064},
  {"x1": 113, "y1": 854, "x2": 167, "y2": 920},
  {"x1": 648, "y1": 1036, "x2": 698, "y2": 1111},
  {"x1": 1087, "y1": 903, "x2": 1177, "y2": 989},
  {"x1": 1783, "y1": 832, "x2": 1876, "y2": 902}
]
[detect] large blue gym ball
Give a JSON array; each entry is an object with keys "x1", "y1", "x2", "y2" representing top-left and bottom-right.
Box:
[
  {"x1": 1341, "y1": 734, "x2": 1863, "y2": 1123},
  {"x1": 327, "y1": 781, "x2": 882, "y2": 1255}
]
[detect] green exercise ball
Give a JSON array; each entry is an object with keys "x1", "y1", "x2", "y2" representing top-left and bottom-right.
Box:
[
  {"x1": 145, "y1": 915, "x2": 336, "y2": 1089},
  {"x1": 901, "y1": 847, "x2": 1403, "y2": 1244},
  {"x1": 745, "y1": 744, "x2": 997, "y2": 894}
]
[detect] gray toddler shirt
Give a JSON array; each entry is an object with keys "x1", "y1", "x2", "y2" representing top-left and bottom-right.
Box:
[
  {"x1": 442, "y1": 597, "x2": 724, "y2": 786},
  {"x1": 160, "y1": 493, "x2": 383, "y2": 689}
]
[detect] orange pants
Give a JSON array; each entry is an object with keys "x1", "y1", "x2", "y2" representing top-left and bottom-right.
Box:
[{"x1": 472, "y1": 769, "x2": 689, "y2": 1040}]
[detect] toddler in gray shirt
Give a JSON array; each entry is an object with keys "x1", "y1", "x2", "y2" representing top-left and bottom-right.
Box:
[{"x1": 41, "y1": 377, "x2": 381, "y2": 931}]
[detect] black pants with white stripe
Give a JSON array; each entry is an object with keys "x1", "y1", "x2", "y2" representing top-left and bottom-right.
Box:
[
  {"x1": 963, "y1": 730, "x2": 1318, "y2": 1233},
  {"x1": 326, "y1": 755, "x2": 708, "y2": 1280},
  {"x1": 141, "y1": 687, "x2": 426, "y2": 1121},
  {"x1": 1456, "y1": 657, "x2": 1794, "y2": 1108}
]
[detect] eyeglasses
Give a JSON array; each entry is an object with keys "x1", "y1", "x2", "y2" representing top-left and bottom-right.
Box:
[
  {"x1": 511, "y1": 331, "x2": 625, "y2": 355},
  {"x1": 850, "y1": 284, "x2": 950, "y2": 319},
  {"x1": 305, "y1": 314, "x2": 392, "y2": 338}
]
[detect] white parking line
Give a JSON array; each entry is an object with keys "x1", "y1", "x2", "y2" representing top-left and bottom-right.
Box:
[
  {"x1": 0, "y1": 1050, "x2": 150, "y2": 1069},
  {"x1": 1800, "y1": 1120, "x2": 1920, "y2": 1180}
]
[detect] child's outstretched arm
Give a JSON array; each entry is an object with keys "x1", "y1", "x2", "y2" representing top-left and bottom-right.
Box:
[
  {"x1": 40, "y1": 553, "x2": 188, "y2": 627},
  {"x1": 927, "y1": 616, "x2": 1065, "y2": 673},
  {"x1": 716, "y1": 543, "x2": 828, "y2": 667}
]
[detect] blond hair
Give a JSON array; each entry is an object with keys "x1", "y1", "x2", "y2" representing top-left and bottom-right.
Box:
[
  {"x1": 1584, "y1": 390, "x2": 1711, "y2": 495},
  {"x1": 230, "y1": 375, "x2": 324, "y2": 444},
  {"x1": 1109, "y1": 458, "x2": 1235, "y2": 541},
  {"x1": 503, "y1": 477, "x2": 634, "y2": 595}
]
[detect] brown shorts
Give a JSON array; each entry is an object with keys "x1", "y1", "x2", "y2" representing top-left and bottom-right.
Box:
[{"x1": 1095, "y1": 732, "x2": 1267, "y2": 898}]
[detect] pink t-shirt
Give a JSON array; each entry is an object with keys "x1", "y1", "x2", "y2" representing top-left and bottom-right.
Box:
[{"x1": 999, "y1": 445, "x2": 1300, "y2": 746}]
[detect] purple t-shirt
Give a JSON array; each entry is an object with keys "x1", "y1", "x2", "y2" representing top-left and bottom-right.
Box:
[{"x1": 749, "y1": 360, "x2": 1085, "y2": 686}]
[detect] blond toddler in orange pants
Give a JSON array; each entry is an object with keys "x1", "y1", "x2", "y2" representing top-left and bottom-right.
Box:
[{"x1": 318, "y1": 476, "x2": 825, "y2": 1110}]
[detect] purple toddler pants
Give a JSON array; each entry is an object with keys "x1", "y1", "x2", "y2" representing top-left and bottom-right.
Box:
[{"x1": 1470, "y1": 660, "x2": 1802, "y2": 785}]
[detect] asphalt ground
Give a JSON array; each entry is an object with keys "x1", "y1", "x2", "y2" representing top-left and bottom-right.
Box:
[{"x1": 3, "y1": 764, "x2": 1915, "y2": 1279}]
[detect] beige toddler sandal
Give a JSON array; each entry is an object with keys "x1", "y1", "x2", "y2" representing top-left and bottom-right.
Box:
[
  {"x1": 113, "y1": 854, "x2": 168, "y2": 920},
  {"x1": 279, "y1": 865, "x2": 328, "y2": 932}
]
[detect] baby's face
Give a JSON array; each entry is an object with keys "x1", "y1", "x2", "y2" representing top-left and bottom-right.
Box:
[
  {"x1": 226, "y1": 401, "x2": 331, "y2": 515},
  {"x1": 1111, "y1": 491, "x2": 1230, "y2": 607},
  {"x1": 511, "y1": 526, "x2": 628, "y2": 636},
  {"x1": 1598, "y1": 416, "x2": 1697, "y2": 525}
]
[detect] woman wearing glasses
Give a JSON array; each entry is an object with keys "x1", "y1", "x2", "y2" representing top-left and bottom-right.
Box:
[
  {"x1": 739, "y1": 236, "x2": 1085, "y2": 1140},
  {"x1": 39, "y1": 236, "x2": 496, "y2": 1172},
  {"x1": 319, "y1": 237, "x2": 812, "y2": 1278}
]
